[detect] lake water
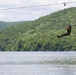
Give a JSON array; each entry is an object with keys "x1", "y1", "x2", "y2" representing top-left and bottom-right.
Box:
[{"x1": 0, "y1": 51, "x2": 76, "y2": 75}]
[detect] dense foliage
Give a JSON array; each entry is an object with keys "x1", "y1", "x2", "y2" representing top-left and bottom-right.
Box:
[{"x1": 0, "y1": 7, "x2": 76, "y2": 51}]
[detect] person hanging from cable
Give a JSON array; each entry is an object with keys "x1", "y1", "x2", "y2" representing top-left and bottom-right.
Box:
[{"x1": 57, "y1": 25, "x2": 72, "y2": 38}]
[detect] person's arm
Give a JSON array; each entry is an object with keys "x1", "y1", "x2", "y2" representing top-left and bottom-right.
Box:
[
  {"x1": 65, "y1": 26, "x2": 68, "y2": 30},
  {"x1": 65, "y1": 26, "x2": 70, "y2": 30}
]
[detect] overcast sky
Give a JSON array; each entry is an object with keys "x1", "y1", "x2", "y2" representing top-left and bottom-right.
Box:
[{"x1": 0, "y1": 0, "x2": 76, "y2": 22}]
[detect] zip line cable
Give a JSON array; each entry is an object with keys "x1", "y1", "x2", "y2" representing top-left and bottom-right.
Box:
[{"x1": 0, "y1": 2, "x2": 76, "y2": 10}]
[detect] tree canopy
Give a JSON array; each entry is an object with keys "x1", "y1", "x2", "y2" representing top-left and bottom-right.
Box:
[{"x1": 0, "y1": 7, "x2": 76, "y2": 51}]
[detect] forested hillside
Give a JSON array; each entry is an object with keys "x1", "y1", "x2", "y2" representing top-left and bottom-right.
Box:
[
  {"x1": 0, "y1": 7, "x2": 76, "y2": 51},
  {"x1": 0, "y1": 21, "x2": 11, "y2": 29},
  {"x1": 0, "y1": 21, "x2": 25, "y2": 30}
]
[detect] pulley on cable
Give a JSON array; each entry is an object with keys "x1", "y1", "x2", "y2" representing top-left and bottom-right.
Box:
[{"x1": 63, "y1": 2, "x2": 66, "y2": 6}]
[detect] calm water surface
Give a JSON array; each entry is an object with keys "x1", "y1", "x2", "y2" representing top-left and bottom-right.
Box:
[{"x1": 0, "y1": 51, "x2": 76, "y2": 75}]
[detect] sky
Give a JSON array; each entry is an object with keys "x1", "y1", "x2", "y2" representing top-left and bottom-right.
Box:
[{"x1": 0, "y1": 0, "x2": 76, "y2": 22}]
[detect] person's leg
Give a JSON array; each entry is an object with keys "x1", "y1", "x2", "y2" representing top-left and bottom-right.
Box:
[{"x1": 57, "y1": 33, "x2": 70, "y2": 38}]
